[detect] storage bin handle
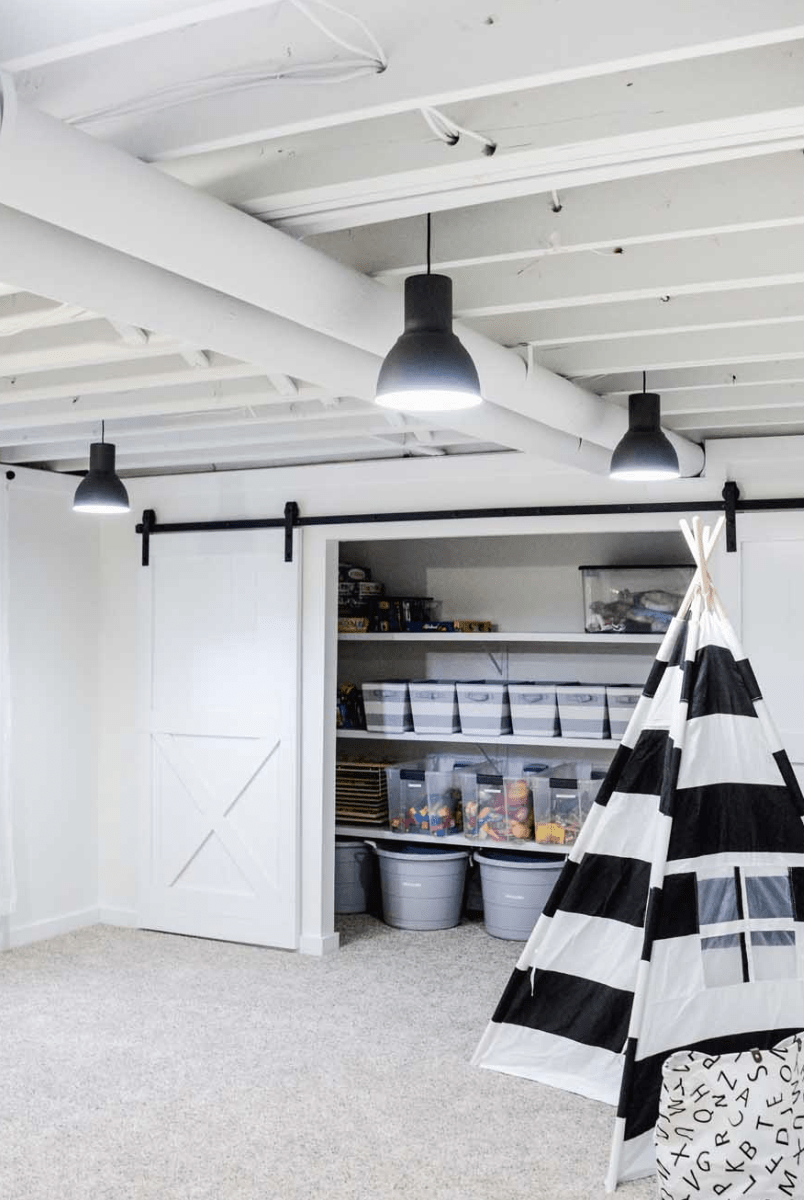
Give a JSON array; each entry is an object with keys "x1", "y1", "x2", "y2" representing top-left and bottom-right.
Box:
[
  {"x1": 467, "y1": 690, "x2": 492, "y2": 702},
  {"x1": 365, "y1": 688, "x2": 402, "y2": 700},
  {"x1": 573, "y1": 693, "x2": 593, "y2": 703},
  {"x1": 521, "y1": 693, "x2": 548, "y2": 704}
]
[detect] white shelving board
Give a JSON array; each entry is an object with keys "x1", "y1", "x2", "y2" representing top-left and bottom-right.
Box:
[
  {"x1": 334, "y1": 823, "x2": 569, "y2": 856},
  {"x1": 339, "y1": 632, "x2": 662, "y2": 645},
  {"x1": 337, "y1": 729, "x2": 620, "y2": 749}
]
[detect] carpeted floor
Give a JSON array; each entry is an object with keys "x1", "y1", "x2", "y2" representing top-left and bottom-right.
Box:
[{"x1": 0, "y1": 918, "x2": 655, "y2": 1200}]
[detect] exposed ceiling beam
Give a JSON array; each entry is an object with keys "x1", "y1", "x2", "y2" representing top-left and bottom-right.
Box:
[
  {"x1": 670, "y1": 407, "x2": 804, "y2": 432},
  {"x1": 0, "y1": 410, "x2": 462, "y2": 461},
  {"x1": 182, "y1": 42, "x2": 804, "y2": 235},
  {"x1": 310, "y1": 152, "x2": 804, "y2": 275},
  {"x1": 67, "y1": 0, "x2": 804, "y2": 159},
  {"x1": 0, "y1": 108, "x2": 657, "y2": 474},
  {"x1": 473, "y1": 284, "x2": 804, "y2": 349},
  {"x1": 452, "y1": 226, "x2": 804, "y2": 318},
  {"x1": 599, "y1": 362, "x2": 804, "y2": 394},
  {"x1": 0, "y1": 396, "x2": 361, "y2": 439},
  {"x1": 539, "y1": 321, "x2": 804, "y2": 377},
  {"x1": 0, "y1": 293, "x2": 90, "y2": 337},
  {"x1": 242, "y1": 117, "x2": 804, "y2": 236},
  {"x1": 658, "y1": 383, "x2": 804, "y2": 414},
  {"x1": 0, "y1": 320, "x2": 198, "y2": 376},
  {"x1": 0, "y1": 381, "x2": 331, "y2": 429},
  {"x1": 1, "y1": 0, "x2": 282, "y2": 71},
  {"x1": 0, "y1": 357, "x2": 264, "y2": 404}
]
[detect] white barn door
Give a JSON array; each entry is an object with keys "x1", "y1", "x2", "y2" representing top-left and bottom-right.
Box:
[{"x1": 138, "y1": 530, "x2": 299, "y2": 948}]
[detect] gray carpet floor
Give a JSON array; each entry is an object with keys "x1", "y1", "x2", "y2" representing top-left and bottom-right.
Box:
[{"x1": 0, "y1": 918, "x2": 655, "y2": 1200}]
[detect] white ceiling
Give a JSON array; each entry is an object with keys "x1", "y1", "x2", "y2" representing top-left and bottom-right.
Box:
[{"x1": 2, "y1": 0, "x2": 804, "y2": 476}]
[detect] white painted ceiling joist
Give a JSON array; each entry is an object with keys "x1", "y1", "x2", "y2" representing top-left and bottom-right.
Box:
[
  {"x1": 51, "y1": 0, "x2": 804, "y2": 160},
  {"x1": 0, "y1": 87, "x2": 699, "y2": 475},
  {"x1": 311, "y1": 153, "x2": 804, "y2": 276},
  {"x1": 1, "y1": 0, "x2": 283, "y2": 71}
]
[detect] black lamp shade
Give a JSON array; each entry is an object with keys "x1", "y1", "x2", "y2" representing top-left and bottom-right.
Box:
[
  {"x1": 375, "y1": 274, "x2": 482, "y2": 411},
  {"x1": 73, "y1": 441, "x2": 130, "y2": 513},
  {"x1": 610, "y1": 393, "x2": 680, "y2": 481}
]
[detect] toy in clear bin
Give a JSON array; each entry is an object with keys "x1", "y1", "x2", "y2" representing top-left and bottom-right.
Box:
[
  {"x1": 540, "y1": 764, "x2": 606, "y2": 846},
  {"x1": 469, "y1": 773, "x2": 533, "y2": 843},
  {"x1": 386, "y1": 761, "x2": 428, "y2": 834},
  {"x1": 426, "y1": 769, "x2": 463, "y2": 837}
]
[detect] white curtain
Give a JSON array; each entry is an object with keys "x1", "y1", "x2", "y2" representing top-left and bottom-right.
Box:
[{"x1": 0, "y1": 479, "x2": 14, "y2": 916}]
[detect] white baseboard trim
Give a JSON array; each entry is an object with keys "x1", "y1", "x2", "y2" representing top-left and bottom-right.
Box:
[
  {"x1": 7, "y1": 906, "x2": 99, "y2": 949},
  {"x1": 298, "y1": 931, "x2": 340, "y2": 957},
  {"x1": 98, "y1": 906, "x2": 138, "y2": 928}
]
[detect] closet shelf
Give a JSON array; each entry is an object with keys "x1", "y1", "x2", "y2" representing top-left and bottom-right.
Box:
[
  {"x1": 334, "y1": 823, "x2": 568, "y2": 855},
  {"x1": 338, "y1": 631, "x2": 662, "y2": 645},
  {"x1": 336, "y1": 730, "x2": 619, "y2": 749}
]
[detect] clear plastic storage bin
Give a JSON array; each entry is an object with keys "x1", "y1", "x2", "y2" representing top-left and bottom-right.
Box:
[
  {"x1": 456, "y1": 680, "x2": 512, "y2": 737},
  {"x1": 534, "y1": 766, "x2": 606, "y2": 846},
  {"x1": 386, "y1": 755, "x2": 485, "y2": 837},
  {"x1": 461, "y1": 758, "x2": 550, "y2": 843},
  {"x1": 580, "y1": 565, "x2": 694, "y2": 634}
]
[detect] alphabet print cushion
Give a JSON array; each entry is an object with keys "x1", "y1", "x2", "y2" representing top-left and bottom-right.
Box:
[{"x1": 655, "y1": 1034, "x2": 804, "y2": 1198}]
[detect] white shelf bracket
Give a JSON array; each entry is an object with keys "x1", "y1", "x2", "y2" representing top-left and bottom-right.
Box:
[{"x1": 485, "y1": 648, "x2": 505, "y2": 675}]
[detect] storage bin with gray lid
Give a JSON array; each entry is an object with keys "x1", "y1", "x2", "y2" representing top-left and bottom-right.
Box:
[
  {"x1": 606, "y1": 684, "x2": 643, "y2": 740},
  {"x1": 508, "y1": 681, "x2": 561, "y2": 738},
  {"x1": 456, "y1": 680, "x2": 512, "y2": 737},
  {"x1": 373, "y1": 843, "x2": 469, "y2": 930},
  {"x1": 476, "y1": 850, "x2": 564, "y2": 940},
  {"x1": 361, "y1": 680, "x2": 413, "y2": 733},
  {"x1": 556, "y1": 683, "x2": 610, "y2": 739},
  {"x1": 334, "y1": 838, "x2": 373, "y2": 914},
  {"x1": 409, "y1": 680, "x2": 461, "y2": 734}
]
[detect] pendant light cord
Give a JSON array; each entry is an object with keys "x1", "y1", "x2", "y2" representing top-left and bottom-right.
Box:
[
  {"x1": 101, "y1": 419, "x2": 105, "y2": 444},
  {"x1": 642, "y1": 370, "x2": 646, "y2": 394},
  {"x1": 426, "y1": 212, "x2": 432, "y2": 275}
]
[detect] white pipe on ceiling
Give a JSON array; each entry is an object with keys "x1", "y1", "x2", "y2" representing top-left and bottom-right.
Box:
[
  {"x1": 0, "y1": 205, "x2": 612, "y2": 472},
  {"x1": 0, "y1": 75, "x2": 703, "y2": 475}
]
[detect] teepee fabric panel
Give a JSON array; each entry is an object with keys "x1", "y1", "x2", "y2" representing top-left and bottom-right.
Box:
[
  {"x1": 473, "y1": 518, "x2": 804, "y2": 1192},
  {"x1": 471, "y1": 611, "x2": 688, "y2": 1106},
  {"x1": 655, "y1": 1034, "x2": 804, "y2": 1198},
  {"x1": 610, "y1": 596, "x2": 804, "y2": 1188}
]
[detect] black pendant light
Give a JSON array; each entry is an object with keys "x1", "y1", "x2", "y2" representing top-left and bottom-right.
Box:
[
  {"x1": 73, "y1": 422, "x2": 130, "y2": 514},
  {"x1": 375, "y1": 213, "x2": 482, "y2": 412},
  {"x1": 609, "y1": 372, "x2": 680, "y2": 481}
]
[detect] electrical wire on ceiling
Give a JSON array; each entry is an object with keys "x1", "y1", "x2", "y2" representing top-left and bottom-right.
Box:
[
  {"x1": 67, "y1": 0, "x2": 387, "y2": 128},
  {"x1": 420, "y1": 107, "x2": 497, "y2": 156}
]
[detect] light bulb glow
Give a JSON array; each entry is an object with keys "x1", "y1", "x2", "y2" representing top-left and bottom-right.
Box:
[
  {"x1": 375, "y1": 388, "x2": 483, "y2": 412},
  {"x1": 610, "y1": 467, "x2": 680, "y2": 482},
  {"x1": 73, "y1": 500, "x2": 130, "y2": 513}
]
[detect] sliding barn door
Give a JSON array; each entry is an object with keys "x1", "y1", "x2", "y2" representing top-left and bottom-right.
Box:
[{"x1": 138, "y1": 530, "x2": 299, "y2": 948}]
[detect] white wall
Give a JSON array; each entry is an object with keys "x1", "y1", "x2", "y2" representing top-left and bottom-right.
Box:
[
  {"x1": 4, "y1": 468, "x2": 101, "y2": 947},
  {"x1": 93, "y1": 439, "x2": 804, "y2": 950}
]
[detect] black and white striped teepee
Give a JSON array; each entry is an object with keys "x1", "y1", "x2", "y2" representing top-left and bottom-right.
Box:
[{"x1": 472, "y1": 517, "x2": 804, "y2": 1190}]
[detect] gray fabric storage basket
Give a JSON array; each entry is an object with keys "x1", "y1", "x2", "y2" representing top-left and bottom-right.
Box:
[
  {"x1": 477, "y1": 850, "x2": 563, "y2": 940},
  {"x1": 456, "y1": 680, "x2": 512, "y2": 737},
  {"x1": 375, "y1": 844, "x2": 468, "y2": 930},
  {"x1": 508, "y1": 682, "x2": 560, "y2": 737},
  {"x1": 606, "y1": 685, "x2": 643, "y2": 740},
  {"x1": 334, "y1": 839, "x2": 372, "y2": 914},
  {"x1": 556, "y1": 684, "x2": 610, "y2": 739},
  {"x1": 409, "y1": 680, "x2": 461, "y2": 734},
  {"x1": 361, "y1": 681, "x2": 413, "y2": 732}
]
